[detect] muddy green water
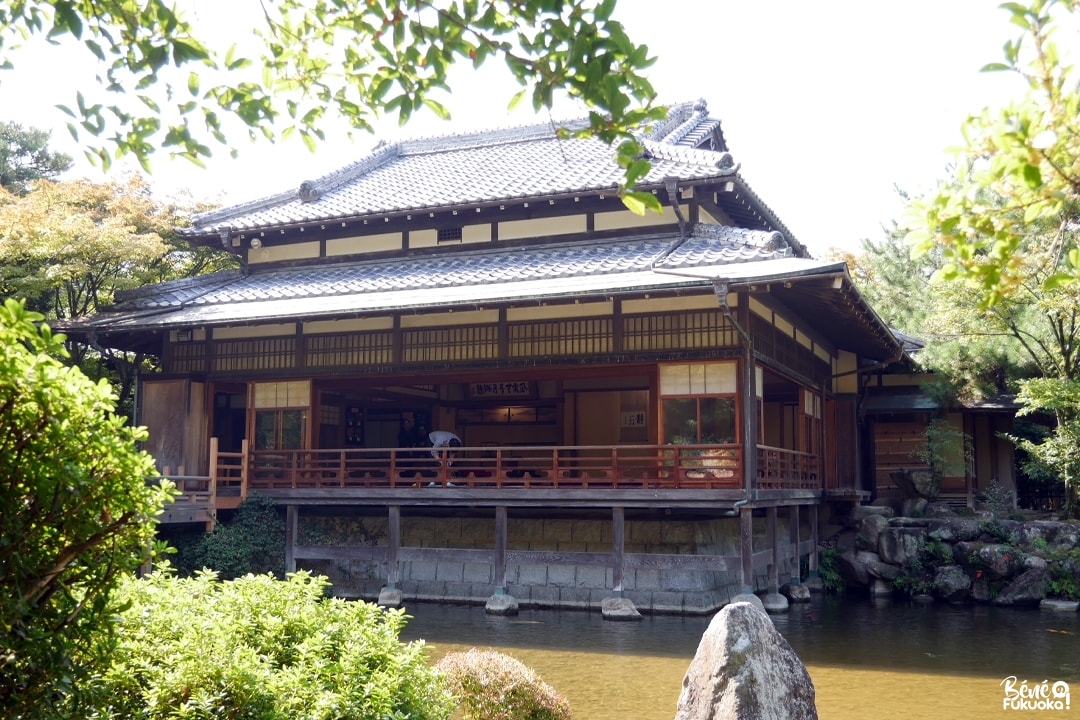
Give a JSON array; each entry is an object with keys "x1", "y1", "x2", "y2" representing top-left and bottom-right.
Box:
[{"x1": 398, "y1": 596, "x2": 1080, "y2": 719}]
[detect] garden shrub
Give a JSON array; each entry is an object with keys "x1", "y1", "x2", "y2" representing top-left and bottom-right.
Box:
[
  {"x1": 0, "y1": 299, "x2": 171, "y2": 718},
  {"x1": 437, "y1": 648, "x2": 572, "y2": 720},
  {"x1": 72, "y1": 569, "x2": 453, "y2": 720}
]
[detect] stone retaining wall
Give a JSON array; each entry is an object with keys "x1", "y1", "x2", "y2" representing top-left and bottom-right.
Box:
[{"x1": 298, "y1": 512, "x2": 799, "y2": 614}]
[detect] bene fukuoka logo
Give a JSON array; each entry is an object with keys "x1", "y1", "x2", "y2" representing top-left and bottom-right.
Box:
[{"x1": 1001, "y1": 676, "x2": 1071, "y2": 711}]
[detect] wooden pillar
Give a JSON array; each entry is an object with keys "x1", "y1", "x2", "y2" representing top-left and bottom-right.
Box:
[
  {"x1": 740, "y1": 506, "x2": 754, "y2": 593},
  {"x1": 285, "y1": 505, "x2": 297, "y2": 574},
  {"x1": 767, "y1": 505, "x2": 778, "y2": 594},
  {"x1": 789, "y1": 504, "x2": 801, "y2": 584},
  {"x1": 612, "y1": 507, "x2": 625, "y2": 595},
  {"x1": 387, "y1": 505, "x2": 401, "y2": 589},
  {"x1": 494, "y1": 506, "x2": 507, "y2": 593},
  {"x1": 808, "y1": 505, "x2": 820, "y2": 577}
]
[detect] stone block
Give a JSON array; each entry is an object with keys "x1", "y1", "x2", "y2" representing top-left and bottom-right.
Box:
[
  {"x1": 663, "y1": 521, "x2": 696, "y2": 545},
  {"x1": 543, "y1": 519, "x2": 573, "y2": 542},
  {"x1": 460, "y1": 519, "x2": 494, "y2": 546},
  {"x1": 557, "y1": 541, "x2": 588, "y2": 553},
  {"x1": 529, "y1": 584, "x2": 560, "y2": 607},
  {"x1": 558, "y1": 586, "x2": 592, "y2": 607},
  {"x1": 511, "y1": 519, "x2": 544, "y2": 542},
  {"x1": 576, "y1": 565, "x2": 607, "y2": 589},
  {"x1": 651, "y1": 590, "x2": 686, "y2": 613},
  {"x1": 663, "y1": 569, "x2": 708, "y2": 592},
  {"x1": 435, "y1": 562, "x2": 464, "y2": 583},
  {"x1": 442, "y1": 582, "x2": 473, "y2": 601},
  {"x1": 516, "y1": 563, "x2": 548, "y2": 586},
  {"x1": 462, "y1": 562, "x2": 492, "y2": 584},
  {"x1": 571, "y1": 520, "x2": 603, "y2": 543},
  {"x1": 1040, "y1": 599, "x2": 1079, "y2": 612},
  {"x1": 407, "y1": 560, "x2": 438, "y2": 582},
  {"x1": 547, "y1": 564, "x2": 575, "y2": 587},
  {"x1": 632, "y1": 567, "x2": 661, "y2": 591},
  {"x1": 631, "y1": 520, "x2": 662, "y2": 544},
  {"x1": 412, "y1": 580, "x2": 443, "y2": 598}
]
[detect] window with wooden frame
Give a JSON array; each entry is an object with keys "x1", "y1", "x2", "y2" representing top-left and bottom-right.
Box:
[
  {"x1": 659, "y1": 362, "x2": 739, "y2": 444},
  {"x1": 252, "y1": 381, "x2": 310, "y2": 451}
]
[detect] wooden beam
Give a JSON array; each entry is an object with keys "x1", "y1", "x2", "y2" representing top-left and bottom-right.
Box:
[
  {"x1": 387, "y1": 505, "x2": 401, "y2": 588},
  {"x1": 494, "y1": 506, "x2": 507, "y2": 592},
  {"x1": 767, "y1": 505, "x2": 778, "y2": 594},
  {"x1": 612, "y1": 507, "x2": 625, "y2": 594},
  {"x1": 808, "y1": 506, "x2": 819, "y2": 576},
  {"x1": 740, "y1": 506, "x2": 753, "y2": 593},
  {"x1": 285, "y1": 505, "x2": 298, "y2": 574},
  {"x1": 789, "y1": 504, "x2": 801, "y2": 584}
]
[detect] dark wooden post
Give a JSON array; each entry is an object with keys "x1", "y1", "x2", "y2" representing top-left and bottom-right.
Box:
[
  {"x1": 285, "y1": 505, "x2": 297, "y2": 574},
  {"x1": 808, "y1": 505, "x2": 820, "y2": 577},
  {"x1": 767, "y1": 505, "x2": 778, "y2": 595},
  {"x1": 740, "y1": 506, "x2": 754, "y2": 593},
  {"x1": 494, "y1": 506, "x2": 507, "y2": 593},
  {"x1": 387, "y1": 505, "x2": 401, "y2": 589},
  {"x1": 612, "y1": 507, "x2": 625, "y2": 596},
  {"x1": 789, "y1": 504, "x2": 801, "y2": 584}
]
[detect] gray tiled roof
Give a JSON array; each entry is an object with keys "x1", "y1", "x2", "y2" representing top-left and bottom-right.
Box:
[
  {"x1": 181, "y1": 101, "x2": 739, "y2": 237},
  {"x1": 91, "y1": 224, "x2": 794, "y2": 330}
]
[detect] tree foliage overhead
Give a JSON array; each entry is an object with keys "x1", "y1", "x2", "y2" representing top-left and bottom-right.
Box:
[
  {"x1": 0, "y1": 121, "x2": 72, "y2": 194},
  {"x1": 905, "y1": 0, "x2": 1080, "y2": 305},
  {"x1": 0, "y1": 299, "x2": 173, "y2": 717},
  {"x1": 0, "y1": 0, "x2": 666, "y2": 211}
]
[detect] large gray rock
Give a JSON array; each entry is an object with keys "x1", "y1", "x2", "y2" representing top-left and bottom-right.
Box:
[
  {"x1": 878, "y1": 527, "x2": 926, "y2": 566},
  {"x1": 858, "y1": 514, "x2": 889, "y2": 549},
  {"x1": 600, "y1": 596, "x2": 641, "y2": 621},
  {"x1": 866, "y1": 559, "x2": 901, "y2": 582},
  {"x1": 992, "y1": 568, "x2": 1049, "y2": 607},
  {"x1": 890, "y1": 469, "x2": 939, "y2": 499},
  {"x1": 837, "y1": 550, "x2": 874, "y2": 588},
  {"x1": 967, "y1": 543, "x2": 1024, "y2": 579},
  {"x1": 675, "y1": 602, "x2": 818, "y2": 720},
  {"x1": 932, "y1": 565, "x2": 972, "y2": 603},
  {"x1": 851, "y1": 505, "x2": 894, "y2": 522},
  {"x1": 780, "y1": 583, "x2": 811, "y2": 603}
]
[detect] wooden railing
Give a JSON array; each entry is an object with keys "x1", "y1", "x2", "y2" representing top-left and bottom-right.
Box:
[
  {"x1": 755, "y1": 445, "x2": 819, "y2": 490},
  {"x1": 231, "y1": 443, "x2": 748, "y2": 492}
]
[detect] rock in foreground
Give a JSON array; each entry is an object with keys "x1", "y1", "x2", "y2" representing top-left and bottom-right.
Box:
[{"x1": 675, "y1": 601, "x2": 817, "y2": 720}]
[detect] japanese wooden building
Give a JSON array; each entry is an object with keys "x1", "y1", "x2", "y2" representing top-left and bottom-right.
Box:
[{"x1": 69, "y1": 100, "x2": 931, "y2": 613}]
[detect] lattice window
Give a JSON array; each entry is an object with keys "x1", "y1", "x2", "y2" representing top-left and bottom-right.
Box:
[
  {"x1": 623, "y1": 310, "x2": 735, "y2": 352},
  {"x1": 213, "y1": 337, "x2": 296, "y2": 373},
  {"x1": 167, "y1": 341, "x2": 208, "y2": 373},
  {"x1": 306, "y1": 331, "x2": 393, "y2": 368},
  {"x1": 508, "y1": 317, "x2": 613, "y2": 357},
  {"x1": 402, "y1": 324, "x2": 498, "y2": 363}
]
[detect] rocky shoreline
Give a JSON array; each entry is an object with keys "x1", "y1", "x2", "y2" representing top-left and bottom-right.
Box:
[{"x1": 828, "y1": 505, "x2": 1080, "y2": 610}]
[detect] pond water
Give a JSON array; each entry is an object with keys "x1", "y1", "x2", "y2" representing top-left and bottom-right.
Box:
[{"x1": 398, "y1": 595, "x2": 1080, "y2": 719}]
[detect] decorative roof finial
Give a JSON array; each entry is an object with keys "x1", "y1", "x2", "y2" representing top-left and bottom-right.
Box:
[{"x1": 297, "y1": 181, "x2": 322, "y2": 202}]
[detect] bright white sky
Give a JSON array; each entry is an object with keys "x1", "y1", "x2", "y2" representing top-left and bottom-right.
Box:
[{"x1": 0, "y1": 0, "x2": 1048, "y2": 255}]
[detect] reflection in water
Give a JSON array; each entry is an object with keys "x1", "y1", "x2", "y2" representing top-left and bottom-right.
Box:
[{"x1": 398, "y1": 596, "x2": 1080, "y2": 720}]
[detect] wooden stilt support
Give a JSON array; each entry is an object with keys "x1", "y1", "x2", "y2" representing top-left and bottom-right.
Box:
[
  {"x1": 494, "y1": 506, "x2": 507, "y2": 593},
  {"x1": 612, "y1": 507, "x2": 625, "y2": 596},
  {"x1": 285, "y1": 505, "x2": 297, "y2": 574},
  {"x1": 387, "y1": 505, "x2": 401, "y2": 589},
  {"x1": 486, "y1": 505, "x2": 518, "y2": 615},
  {"x1": 767, "y1": 506, "x2": 779, "y2": 594},
  {"x1": 740, "y1": 506, "x2": 754, "y2": 593},
  {"x1": 789, "y1": 505, "x2": 801, "y2": 584},
  {"x1": 808, "y1": 506, "x2": 820, "y2": 577}
]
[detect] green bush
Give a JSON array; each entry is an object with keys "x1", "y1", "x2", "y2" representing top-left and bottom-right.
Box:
[
  {"x1": 437, "y1": 649, "x2": 572, "y2": 720},
  {"x1": 0, "y1": 299, "x2": 171, "y2": 718},
  {"x1": 818, "y1": 548, "x2": 845, "y2": 594},
  {"x1": 72, "y1": 569, "x2": 453, "y2": 720},
  {"x1": 192, "y1": 495, "x2": 286, "y2": 578}
]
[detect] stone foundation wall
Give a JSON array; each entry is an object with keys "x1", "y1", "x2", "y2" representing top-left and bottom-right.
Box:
[{"x1": 299, "y1": 512, "x2": 799, "y2": 614}]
